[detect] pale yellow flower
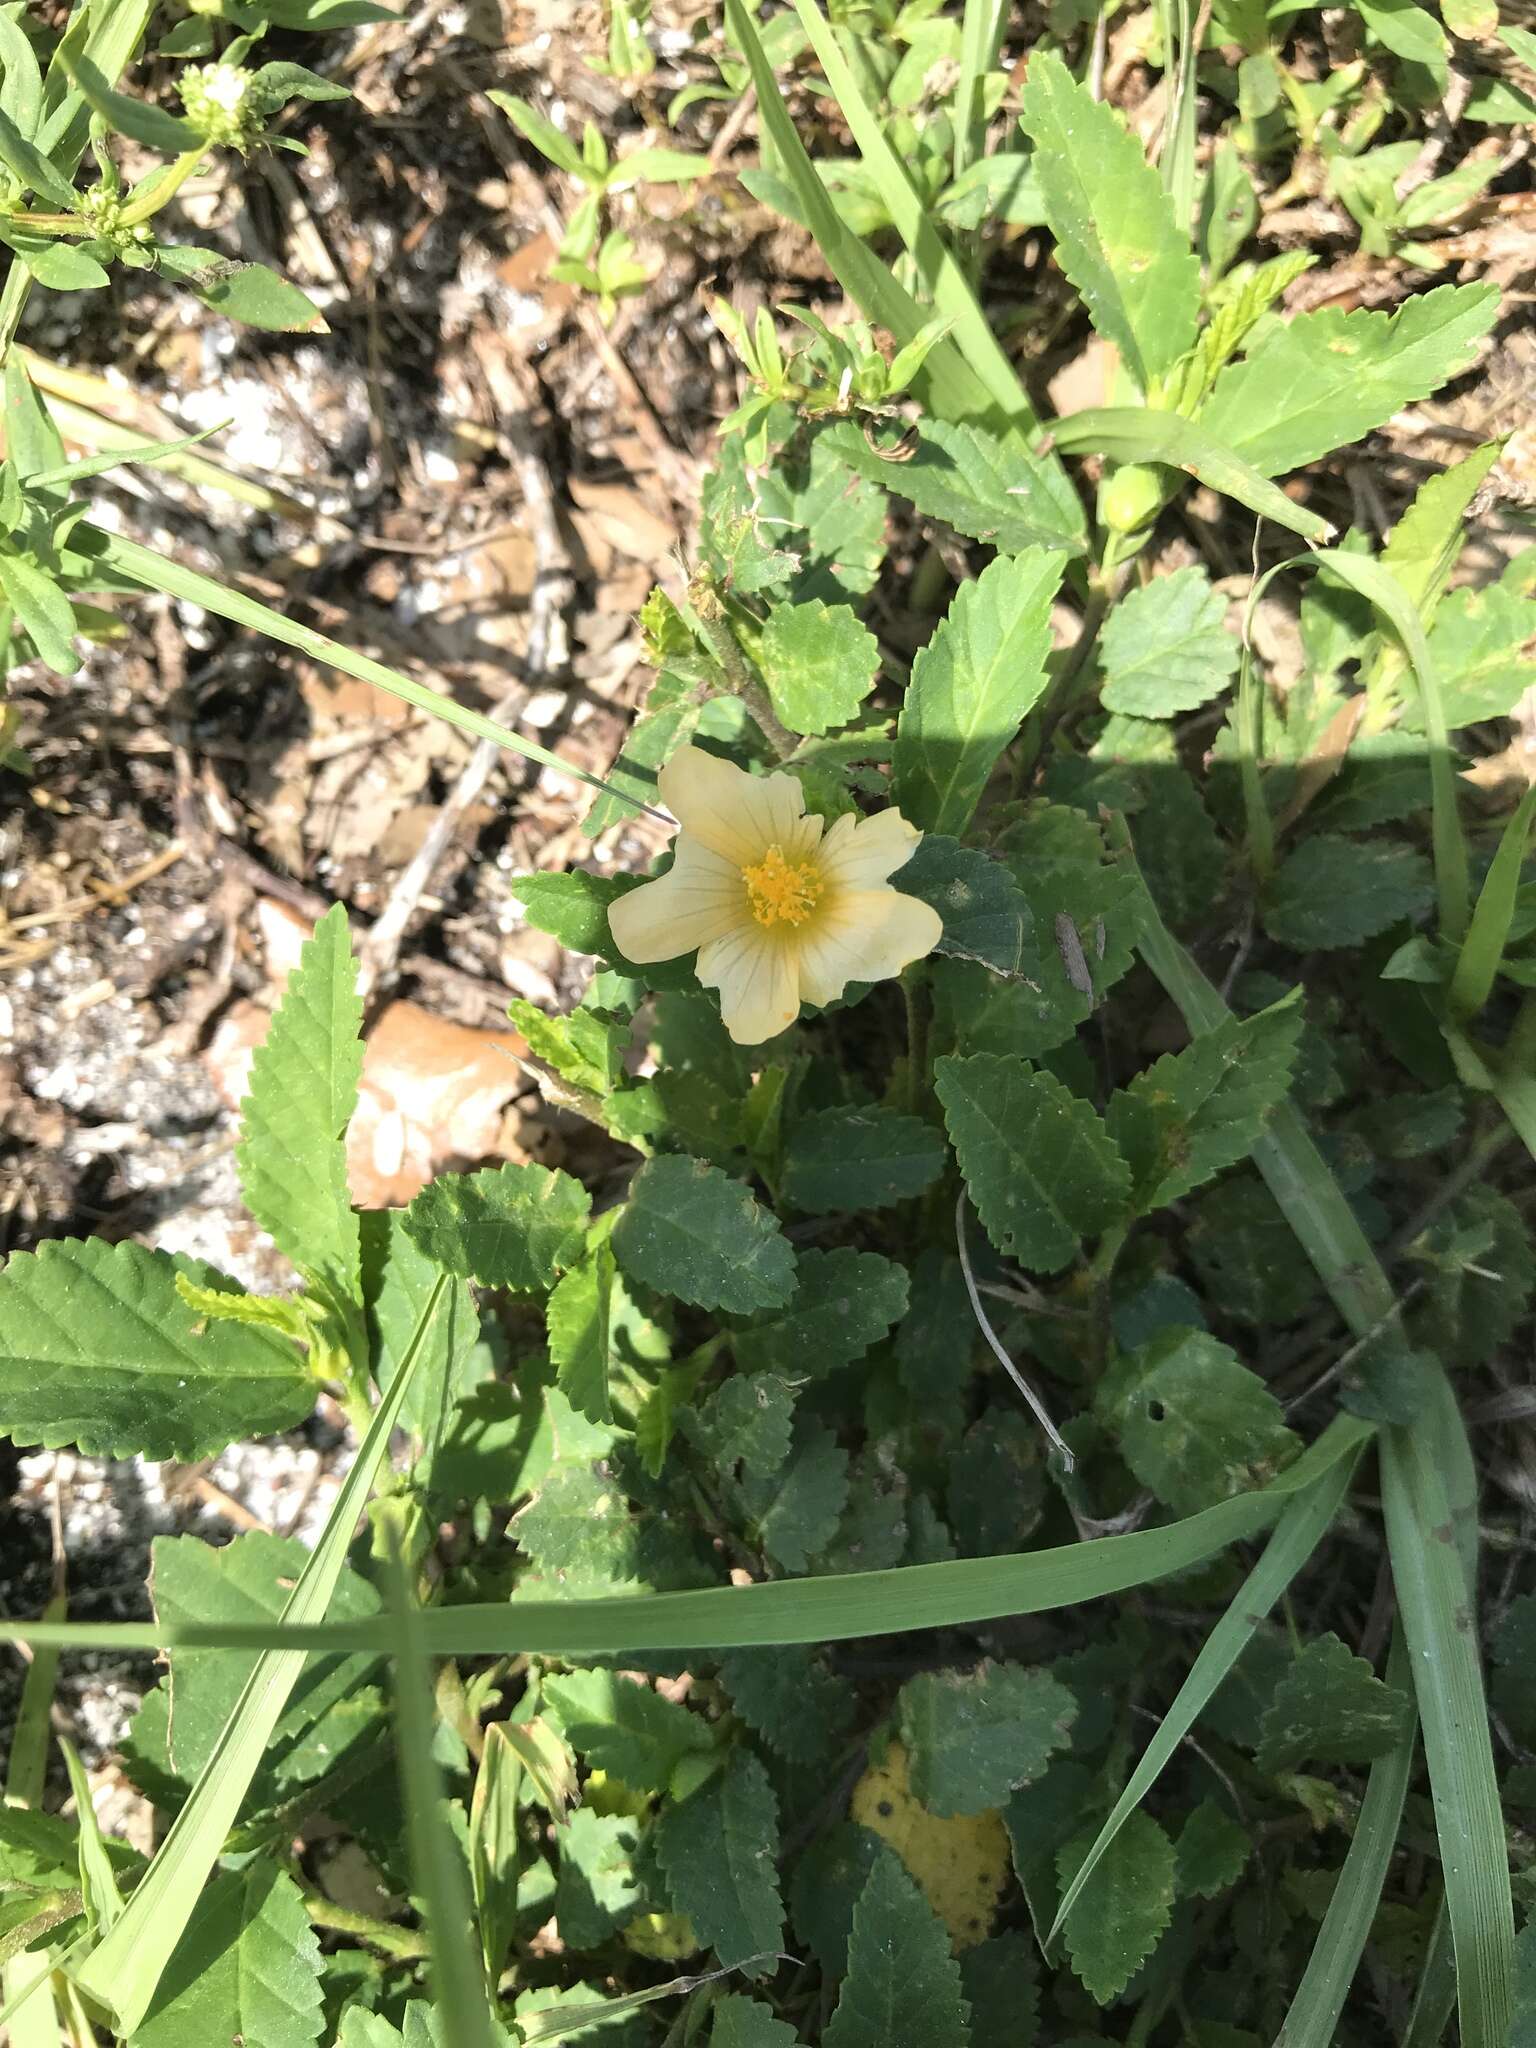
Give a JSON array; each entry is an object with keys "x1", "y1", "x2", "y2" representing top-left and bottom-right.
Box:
[{"x1": 608, "y1": 745, "x2": 943, "y2": 1046}]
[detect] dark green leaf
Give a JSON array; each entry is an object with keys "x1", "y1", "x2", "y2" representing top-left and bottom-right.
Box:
[
  {"x1": 613, "y1": 1155, "x2": 794, "y2": 1313},
  {"x1": 719, "y1": 1646, "x2": 856, "y2": 1767},
  {"x1": 820, "y1": 416, "x2": 1086, "y2": 558},
  {"x1": 690, "y1": 1371, "x2": 796, "y2": 1477},
  {"x1": 1106, "y1": 991, "x2": 1305, "y2": 1211},
  {"x1": 0, "y1": 103, "x2": 77, "y2": 205},
  {"x1": 1098, "y1": 1328, "x2": 1302, "y2": 1514},
  {"x1": 403, "y1": 1162, "x2": 590, "y2": 1292},
  {"x1": 1262, "y1": 834, "x2": 1433, "y2": 950},
  {"x1": 1174, "y1": 1799, "x2": 1251, "y2": 1898},
  {"x1": 652, "y1": 1748, "x2": 784, "y2": 1968},
  {"x1": 895, "y1": 837, "x2": 1041, "y2": 978},
  {"x1": 936, "y1": 1054, "x2": 1131, "y2": 1272},
  {"x1": 823, "y1": 1847, "x2": 970, "y2": 2048},
  {"x1": 543, "y1": 1668, "x2": 714, "y2": 1793},
  {"x1": 961, "y1": 1931, "x2": 1040, "y2": 2048},
  {"x1": 731, "y1": 1247, "x2": 909, "y2": 1377},
  {"x1": 897, "y1": 1662, "x2": 1078, "y2": 1816},
  {"x1": 61, "y1": 51, "x2": 201, "y2": 151},
  {"x1": 712, "y1": 1993, "x2": 799, "y2": 2047},
  {"x1": 133, "y1": 1863, "x2": 322, "y2": 2048},
  {"x1": 547, "y1": 1245, "x2": 617, "y2": 1424},
  {"x1": 0, "y1": 548, "x2": 80, "y2": 672},
  {"x1": 780, "y1": 1106, "x2": 946, "y2": 1215},
  {"x1": 1056, "y1": 1810, "x2": 1176, "y2": 2006},
  {"x1": 1256, "y1": 1632, "x2": 1415, "y2": 1772},
  {"x1": 741, "y1": 1417, "x2": 849, "y2": 1572}
]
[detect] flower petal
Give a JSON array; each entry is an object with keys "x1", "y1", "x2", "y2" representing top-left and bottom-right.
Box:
[
  {"x1": 818, "y1": 807, "x2": 923, "y2": 890},
  {"x1": 608, "y1": 839, "x2": 746, "y2": 962},
  {"x1": 696, "y1": 926, "x2": 802, "y2": 1044},
  {"x1": 659, "y1": 745, "x2": 808, "y2": 866},
  {"x1": 796, "y1": 888, "x2": 943, "y2": 1006}
]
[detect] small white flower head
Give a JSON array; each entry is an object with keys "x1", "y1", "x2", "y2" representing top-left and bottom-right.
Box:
[
  {"x1": 179, "y1": 62, "x2": 260, "y2": 150},
  {"x1": 608, "y1": 746, "x2": 942, "y2": 1046}
]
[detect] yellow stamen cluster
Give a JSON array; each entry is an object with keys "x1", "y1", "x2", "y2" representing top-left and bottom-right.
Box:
[{"x1": 742, "y1": 844, "x2": 823, "y2": 929}]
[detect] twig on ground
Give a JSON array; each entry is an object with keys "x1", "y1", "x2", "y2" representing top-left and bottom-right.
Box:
[{"x1": 354, "y1": 352, "x2": 574, "y2": 1004}]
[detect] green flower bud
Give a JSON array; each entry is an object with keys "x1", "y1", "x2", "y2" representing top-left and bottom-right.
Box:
[
  {"x1": 1098, "y1": 461, "x2": 1168, "y2": 537},
  {"x1": 178, "y1": 62, "x2": 261, "y2": 151}
]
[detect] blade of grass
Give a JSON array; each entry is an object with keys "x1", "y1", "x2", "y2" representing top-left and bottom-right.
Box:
[
  {"x1": 953, "y1": 0, "x2": 1005, "y2": 180},
  {"x1": 1048, "y1": 407, "x2": 1334, "y2": 543},
  {"x1": 723, "y1": 0, "x2": 1012, "y2": 433},
  {"x1": 69, "y1": 1273, "x2": 449, "y2": 2037},
  {"x1": 788, "y1": 0, "x2": 1039, "y2": 431},
  {"x1": 1272, "y1": 1630, "x2": 1416, "y2": 2047},
  {"x1": 1449, "y1": 783, "x2": 1536, "y2": 1019},
  {"x1": 1050, "y1": 1445, "x2": 1360, "y2": 1944},
  {"x1": 1402, "y1": 1896, "x2": 1456, "y2": 2048},
  {"x1": 382, "y1": 1512, "x2": 503, "y2": 2048},
  {"x1": 73, "y1": 523, "x2": 660, "y2": 818},
  {"x1": 1157, "y1": 0, "x2": 1199, "y2": 231},
  {"x1": 0, "y1": 1413, "x2": 1372, "y2": 1662},
  {"x1": 1380, "y1": 1398, "x2": 1513, "y2": 2048},
  {"x1": 0, "y1": 1956, "x2": 61, "y2": 2048},
  {"x1": 1446, "y1": 1003, "x2": 1536, "y2": 1166}
]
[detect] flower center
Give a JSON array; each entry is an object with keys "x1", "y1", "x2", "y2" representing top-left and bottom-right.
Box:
[{"x1": 742, "y1": 844, "x2": 823, "y2": 929}]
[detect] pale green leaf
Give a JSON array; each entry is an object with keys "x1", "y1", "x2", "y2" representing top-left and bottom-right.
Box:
[
  {"x1": 1421, "y1": 583, "x2": 1536, "y2": 727},
  {"x1": 236, "y1": 902, "x2": 362, "y2": 1310},
  {"x1": 1106, "y1": 990, "x2": 1305, "y2": 1211},
  {"x1": 1198, "y1": 283, "x2": 1500, "y2": 477},
  {"x1": 403, "y1": 1162, "x2": 591, "y2": 1292},
  {"x1": 547, "y1": 1245, "x2": 616, "y2": 1425},
  {"x1": 757, "y1": 431, "x2": 888, "y2": 602},
  {"x1": 936, "y1": 1054, "x2": 1131, "y2": 1272},
  {"x1": 652, "y1": 1748, "x2": 783, "y2": 1968},
  {"x1": 1097, "y1": 566, "x2": 1240, "y2": 717},
  {"x1": 759, "y1": 599, "x2": 880, "y2": 736},
  {"x1": 1356, "y1": 0, "x2": 1450, "y2": 67},
  {"x1": 555, "y1": 1809, "x2": 643, "y2": 1947},
  {"x1": 613, "y1": 1156, "x2": 794, "y2": 1313},
  {"x1": 1056, "y1": 1810, "x2": 1176, "y2": 2005},
  {"x1": 542, "y1": 1669, "x2": 713, "y2": 1793},
  {"x1": 819, "y1": 417, "x2": 1087, "y2": 558},
  {"x1": 0, "y1": 551, "x2": 79, "y2": 675},
  {"x1": 894, "y1": 549, "x2": 1064, "y2": 837},
  {"x1": 361, "y1": 1210, "x2": 487, "y2": 1461},
  {"x1": 823, "y1": 1848, "x2": 969, "y2": 2048},
  {"x1": 1256, "y1": 1632, "x2": 1414, "y2": 1772},
  {"x1": 897, "y1": 1662, "x2": 1077, "y2": 1816},
  {"x1": 731, "y1": 1247, "x2": 909, "y2": 1377},
  {"x1": 0, "y1": 1241, "x2": 311, "y2": 1460},
  {"x1": 154, "y1": 249, "x2": 329, "y2": 333},
  {"x1": 132, "y1": 1863, "x2": 322, "y2": 2048},
  {"x1": 1098, "y1": 1327, "x2": 1302, "y2": 1515},
  {"x1": 1019, "y1": 50, "x2": 1199, "y2": 389}
]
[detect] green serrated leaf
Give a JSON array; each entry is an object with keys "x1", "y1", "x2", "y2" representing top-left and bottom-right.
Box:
[
  {"x1": 1097, "y1": 566, "x2": 1240, "y2": 718},
  {"x1": 510, "y1": 998, "x2": 625, "y2": 1096},
  {"x1": 1174, "y1": 1798, "x2": 1252, "y2": 1899},
  {"x1": 1098, "y1": 1327, "x2": 1302, "y2": 1514},
  {"x1": 758, "y1": 598, "x2": 880, "y2": 736},
  {"x1": 936, "y1": 1054, "x2": 1131, "y2": 1272},
  {"x1": 823, "y1": 1847, "x2": 970, "y2": 2048},
  {"x1": 719, "y1": 1645, "x2": 856, "y2": 1767},
  {"x1": 543, "y1": 1669, "x2": 713, "y2": 1793},
  {"x1": 1106, "y1": 991, "x2": 1304, "y2": 1211},
  {"x1": 961, "y1": 1930, "x2": 1040, "y2": 2048},
  {"x1": 361, "y1": 1210, "x2": 487, "y2": 1464},
  {"x1": 819, "y1": 416, "x2": 1086, "y2": 558},
  {"x1": 511, "y1": 1461, "x2": 648, "y2": 1593},
  {"x1": 1256, "y1": 1632, "x2": 1414, "y2": 1772},
  {"x1": 1198, "y1": 283, "x2": 1500, "y2": 477},
  {"x1": 780, "y1": 1106, "x2": 946, "y2": 1215},
  {"x1": 1421, "y1": 583, "x2": 1536, "y2": 728},
  {"x1": 712, "y1": 1993, "x2": 799, "y2": 2047},
  {"x1": 894, "y1": 550, "x2": 1063, "y2": 838},
  {"x1": 742, "y1": 1416, "x2": 849, "y2": 1572},
  {"x1": 691, "y1": 1371, "x2": 797, "y2": 1477},
  {"x1": 555, "y1": 1808, "x2": 644, "y2": 1947},
  {"x1": 894, "y1": 837, "x2": 1042, "y2": 978},
  {"x1": 731, "y1": 1247, "x2": 909, "y2": 1377},
  {"x1": 613, "y1": 1155, "x2": 794, "y2": 1312},
  {"x1": 1057, "y1": 1810, "x2": 1176, "y2": 2005},
  {"x1": 757, "y1": 431, "x2": 888, "y2": 602},
  {"x1": 547, "y1": 1245, "x2": 616, "y2": 1425},
  {"x1": 132, "y1": 1862, "x2": 323, "y2": 2048},
  {"x1": 1020, "y1": 49, "x2": 1199, "y2": 389},
  {"x1": 897, "y1": 1661, "x2": 1078, "y2": 1816},
  {"x1": 1262, "y1": 834, "x2": 1433, "y2": 950},
  {"x1": 0, "y1": 1242, "x2": 312, "y2": 1460},
  {"x1": 236, "y1": 902, "x2": 362, "y2": 1318},
  {"x1": 403, "y1": 1162, "x2": 590, "y2": 1292},
  {"x1": 652, "y1": 1747, "x2": 783, "y2": 1969}
]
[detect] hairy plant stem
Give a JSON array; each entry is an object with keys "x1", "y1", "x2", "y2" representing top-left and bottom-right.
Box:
[
  {"x1": 691, "y1": 606, "x2": 798, "y2": 761},
  {"x1": 301, "y1": 1891, "x2": 430, "y2": 1961}
]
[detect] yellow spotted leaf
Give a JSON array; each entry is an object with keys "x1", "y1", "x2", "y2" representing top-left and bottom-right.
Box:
[{"x1": 850, "y1": 1740, "x2": 1009, "y2": 1950}]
